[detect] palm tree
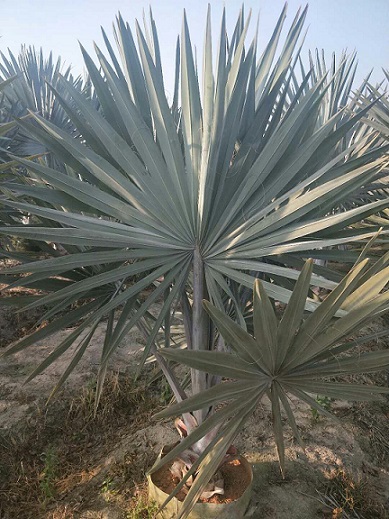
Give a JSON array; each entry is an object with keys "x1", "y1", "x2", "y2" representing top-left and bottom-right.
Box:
[
  {"x1": 0, "y1": 45, "x2": 93, "y2": 161},
  {"x1": 0, "y1": 46, "x2": 100, "y2": 254},
  {"x1": 1, "y1": 5, "x2": 389, "y2": 517}
]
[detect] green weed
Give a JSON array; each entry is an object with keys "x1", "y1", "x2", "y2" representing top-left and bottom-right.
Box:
[
  {"x1": 127, "y1": 495, "x2": 159, "y2": 519},
  {"x1": 39, "y1": 446, "x2": 58, "y2": 503},
  {"x1": 311, "y1": 395, "x2": 333, "y2": 422}
]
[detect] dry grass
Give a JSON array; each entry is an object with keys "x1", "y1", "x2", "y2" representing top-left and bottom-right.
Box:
[
  {"x1": 351, "y1": 400, "x2": 389, "y2": 468},
  {"x1": 0, "y1": 371, "x2": 163, "y2": 519},
  {"x1": 317, "y1": 469, "x2": 389, "y2": 519}
]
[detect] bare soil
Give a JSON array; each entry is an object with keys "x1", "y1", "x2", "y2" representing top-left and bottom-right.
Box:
[{"x1": 0, "y1": 296, "x2": 389, "y2": 518}]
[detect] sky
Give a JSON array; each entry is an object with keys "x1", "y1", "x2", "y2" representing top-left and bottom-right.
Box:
[{"x1": 1, "y1": 0, "x2": 389, "y2": 95}]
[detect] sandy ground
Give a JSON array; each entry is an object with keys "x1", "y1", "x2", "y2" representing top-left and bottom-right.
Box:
[{"x1": 1, "y1": 309, "x2": 389, "y2": 518}]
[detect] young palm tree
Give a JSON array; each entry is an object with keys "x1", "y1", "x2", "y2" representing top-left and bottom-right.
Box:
[
  {"x1": 1, "y1": 5, "x2": 389, "y2": 517},
  {"x1": 154, "y1": 254, "x2": 389, "y2": 516}
]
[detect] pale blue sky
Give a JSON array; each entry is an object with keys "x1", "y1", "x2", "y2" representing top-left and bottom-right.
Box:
[{"x1": 2, "y1": 0, "x2": 388, "y2": 94}]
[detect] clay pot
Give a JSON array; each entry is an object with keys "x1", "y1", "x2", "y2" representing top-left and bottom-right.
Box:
[{"x1": 147, "y1": 447, "x2": 253, "y2": 519}]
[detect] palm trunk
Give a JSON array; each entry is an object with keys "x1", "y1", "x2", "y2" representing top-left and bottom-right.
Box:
[{"x1": 191, "y1": 243, "x2": 210, "y2": 425}]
